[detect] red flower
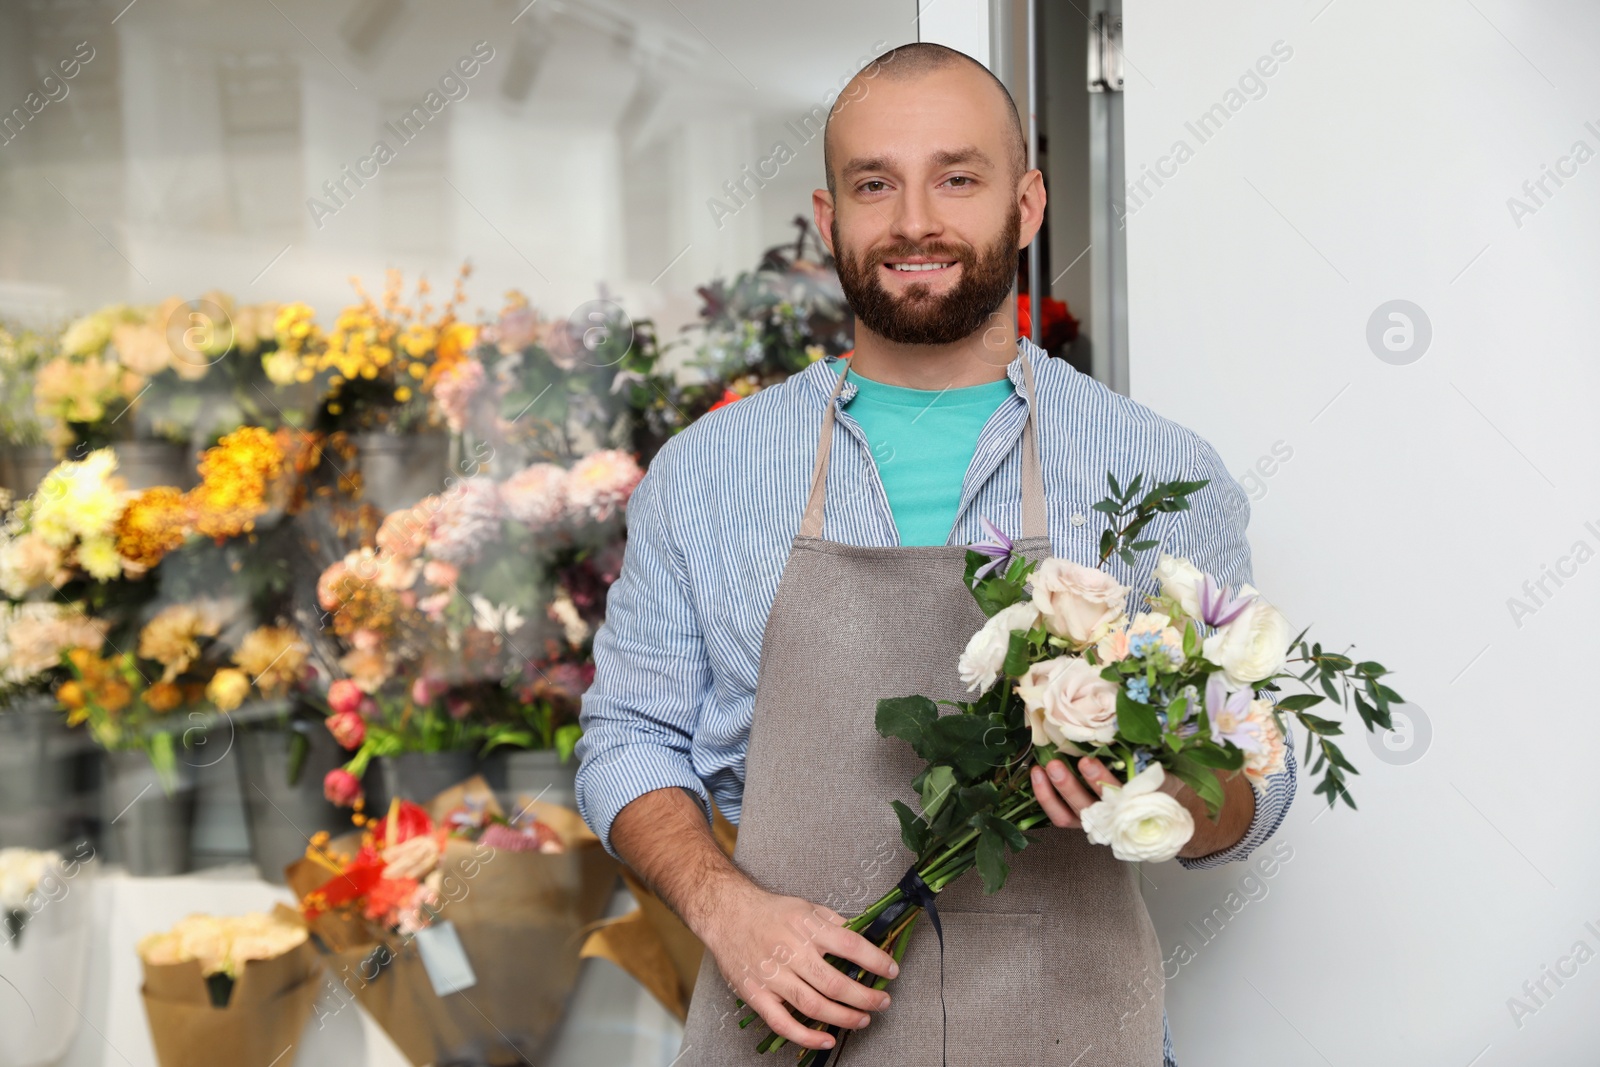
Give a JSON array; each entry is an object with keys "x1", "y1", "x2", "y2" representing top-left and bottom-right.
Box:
[
  {"x1": 323, "y1": 768, "x2": 363, "y2": 807},
  {"x1": 328, "y1": 678, "x2": 363, "y2": 716},
  {"x1": 706, "y1": 387, "x2": 743, "y2": 413},
  {"x1": 372, "y1": 799, "x2": 435, "y2": 847},
  {"x1": 326, "y1": 710, "x2": 366, "y2": 751},
  {"x1": 1017, "y1": 294, "x2": 1080, "y2": 351}
]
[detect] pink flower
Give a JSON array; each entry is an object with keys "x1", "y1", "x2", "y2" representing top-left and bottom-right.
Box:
[
  {"x1": 425, "y1": 477, "x2": 502, "y2": 565},
  {"x1": 376, "y1": 504, "x2": 430, "y2": 561},
  {"x1": 564, "y1": 450, "x2": 644, "y2": 523},
  {"x1": 422, "y1": 560, "x2": 458, "y2": 588},
  {"x1": 411, "y1": 675, "x2": 444, "y2": 707},
  {"x1": 499, "y1": 464, "x2": 569, "y2": 529},
  {"x1": 327, "y1": 710, "x2": 366, "y2": 750},
  {"x1": 324, "y1": 768, "x2": 362, "y2": 807},
  {"x1": 433, "y1": 358, "x2": 486, "y2": 435},
  {"x1": 328, "y1": 678, "x2": 363, "y2": 716},
  {"x1": 446, "y1": 695, "x2": 472, "y2": 720}
]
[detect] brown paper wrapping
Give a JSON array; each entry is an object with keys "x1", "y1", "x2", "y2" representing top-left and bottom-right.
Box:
[
  {"x1": 579, "y1": 806, "x2": 737, "y2": 1021},
  {"x1": 287, "y1": 776, "x2": 619, "y2": 1066},
  {"x1": 139, "y1": 904, "x2": 322, "y2": 1067}
]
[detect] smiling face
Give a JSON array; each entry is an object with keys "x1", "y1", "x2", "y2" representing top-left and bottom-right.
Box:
[{"x1": 816, "y1": 55, "x2": 1042, "y2": 348}]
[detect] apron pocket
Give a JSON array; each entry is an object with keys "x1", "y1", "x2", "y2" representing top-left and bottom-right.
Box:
[{"x1": 842, "y1": 910, "x2": 1046, "y2": 1067}]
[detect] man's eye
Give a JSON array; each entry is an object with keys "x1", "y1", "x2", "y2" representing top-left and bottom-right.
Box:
[
  {"x1": 860, "y1": 180, "x2": 887, "y2": 193},
  {"x1": 946, "y1": 176, "x2": 972, "y2": 187}
]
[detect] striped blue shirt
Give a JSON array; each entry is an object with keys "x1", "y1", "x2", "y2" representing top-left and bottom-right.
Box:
[{"x1": 576, "y1": 338, "x2": 1296, "y2": 1066}]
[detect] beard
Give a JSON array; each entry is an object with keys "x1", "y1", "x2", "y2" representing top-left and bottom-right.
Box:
[{"x1": 832, "y1": 201, "x2": 1021, "y2": 346}]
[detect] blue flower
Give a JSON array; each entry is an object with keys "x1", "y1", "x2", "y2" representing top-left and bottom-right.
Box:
[{"x1": 1126, "y1": 676, "x2": 1151, "y2": 704}]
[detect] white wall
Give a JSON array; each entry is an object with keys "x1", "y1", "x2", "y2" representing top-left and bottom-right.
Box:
[{"x1": 1124, "y1": 2, "x2": 1600, "y2": 1064}]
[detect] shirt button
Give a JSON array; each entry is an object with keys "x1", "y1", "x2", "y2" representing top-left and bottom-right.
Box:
[{"x1": 1070, "y1": 512, "x2": 1086, "y2": 526}]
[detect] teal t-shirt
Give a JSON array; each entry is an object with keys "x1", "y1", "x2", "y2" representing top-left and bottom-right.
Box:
[{"x1": 842, "y1": 365, "x2": 1015, "y2": 546}]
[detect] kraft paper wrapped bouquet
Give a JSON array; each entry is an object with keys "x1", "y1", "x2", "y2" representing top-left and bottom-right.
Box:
[
  {"x1": 286, "y1": 776, "x2": 617, "y2": 1066},
  {"x1": 136, "y1": 906, "x2": 321, "y2": 1067}
]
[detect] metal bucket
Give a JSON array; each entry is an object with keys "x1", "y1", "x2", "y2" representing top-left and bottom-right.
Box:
[
  {"x1": 378, "y1": 750, "x2": 504, "y2": 805},
  {"x1": 355, "y1": 430, "x2": 451, "y2": 513},
  {"x1": 496, "y1": 748, "x2": 579, "y2": 812},
  {"x1": 0, "y1": 700, "x2": 78, "y2": 849},
  {"x1": 101, "y1": 748, "x2": 197, "y2": 876},
  {"x1": 235, "y1": 721, "x2": 353, "y2": 884}
]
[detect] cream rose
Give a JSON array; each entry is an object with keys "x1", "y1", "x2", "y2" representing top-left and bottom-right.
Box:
[
  {"x1": 1016, "y1": 655, "x2": 1119, "y2": 747},
  {"x1": 1201, "y1": 587, "x2": 1291, "y2": 688},
  {"x1": 1153, "y1": 553, "x2": 1205, "y2": 618},
  {"x1": 1080, "y1": 763, "x2": 1195, "y2": 862},
  {"x1": 958, "y1": 602, "x2": 1041, "y2": 693},
  {"x1": 1029, "y1": 557, "x2": 1129, "y2": 646},
  {"x1": 1242, "y1": 699, "x2": 1288, "y2": 783}
]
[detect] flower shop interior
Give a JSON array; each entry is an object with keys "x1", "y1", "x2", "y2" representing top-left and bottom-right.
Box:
[{"x1": 0, "y1": 2, "x2": 1105, "y2": 1065}]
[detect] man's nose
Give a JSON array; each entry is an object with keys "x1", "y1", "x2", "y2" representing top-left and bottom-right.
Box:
[{"x1": 889, "y1": 181, "x2": 942, "y2": 248}]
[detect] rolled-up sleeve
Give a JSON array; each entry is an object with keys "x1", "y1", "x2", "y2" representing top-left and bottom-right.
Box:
[
  {"x1": 1164, "y1": 434, "x2": 1298, "y2": 871},
  {"x1": 575, "y1": 442, "x2": 716, "y2": 861}
]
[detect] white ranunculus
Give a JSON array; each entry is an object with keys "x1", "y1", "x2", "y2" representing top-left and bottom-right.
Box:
[
  {"x1": 1080, "y1": 763, "x2": 1195, "y2": 863},
  {"x1": 1201, "y1": 587, "x2": 1292, "y2": 688},
  {"x1": 1015, "y1": 654, "x2": 1119, "y2": 747},
  {"x1": 1029, "y1": 557, "x2": 1129, "y2": 646},
  {"x1": 1153, "y1": 553, "x2": 1205, "y2": 618},
  {"x1": 958, "y1": 602, "x2": 1041, "y2": 693}
]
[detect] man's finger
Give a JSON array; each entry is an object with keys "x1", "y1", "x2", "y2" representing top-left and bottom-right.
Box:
[
  {"x1": 1046, "y1": 758, "x2": 1099, "y2": 812},
  {"x1": 777, "y1": 971, "x2": 873, "y2": 1033},
  {"x1": 1078, "y1": 756, "x2": 1118, "y2": 798},
  {"x1": 747, "y1": 989, "x2": 836, "y2": 1050},
  {"x1": 798, "y1": 942, "x2": 890, "y2": 1013},
  {"x1": 813, "y1": 923, "x2": 899, "y2": 987},
  {"x1": 1031, "y1": 764, "x2": 1080, "y2": 827}
]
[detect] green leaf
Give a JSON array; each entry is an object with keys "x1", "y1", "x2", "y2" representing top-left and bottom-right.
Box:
[
  {"x1": 975, "y1": 811, "x2": 1028, "y2": 852},
  {"x1": 1108, "y1": 472, "x2": 1122, "y2": 497},
  {"x1": 975, "y1": 826, "x2": 1010, "y2": 894},
  {"x1": 876, "y1": 696, "x2": 939, "y2": 755},
  {"x1": 554, "y1": 723, "x2": 583, "y2": 763},
  {"x1": 920, "y1": 765, "x2": 958, "y2": 821},
  {"x1": 1183, "y1": 742, "x2": 1245, "y2": 770},
  {"x1": 1301, "y1": 712, "x2": 1345, "y2": 735},
  {"x1": 1170, "y1": 755, "x2": 1225, "y2": 819},
  {"x1": 286, "y1": 728, "x2": 310, "y2": 787},
  {"x1": 1001, "y1": 629, "x2": 1032, "y2": 679},
  {"x1": 1275, "y1": 693, "x2": 1325, "y2": 712},
  {"x1": 891, "y1": 800, "x2": 929, "y2": 855},
  {"x1": 1116, "y1": 689, "x2": 1163, "y2": 746}
]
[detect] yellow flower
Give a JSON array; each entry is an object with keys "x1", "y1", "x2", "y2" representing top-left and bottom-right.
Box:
[
  {"x1": 31, "y1": 449, "x2": 124, "y2": 549},
  {"x1": 262, "y1": 349, "x2": 300, "y2": 387},
  {"x1": 114, "y1": 486, "x2": 192, "y2": 568},
  {"x1": 76, "y1": 536, "x2": 123, "y2": 581},
  {"x1": 206, "y1": 668, "x2": 251, "y2": 712},
  {"x1": 144, "y1": 681, "x2": 183, "y2": 713},
  {"x1": 233, "y1": 626, "x2": 307, "y2": 696},
  {"x1": 394, "y1": 386, "x2": 413, "y2": 402}
]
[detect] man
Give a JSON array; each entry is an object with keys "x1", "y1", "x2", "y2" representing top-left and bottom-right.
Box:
[{"x1": 576, "y1": 42, "x2": 1295, "y2": 1065}]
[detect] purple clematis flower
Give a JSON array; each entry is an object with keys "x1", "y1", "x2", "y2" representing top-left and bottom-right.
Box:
[
  {"x1": 1205, "y1": 672, "x2": 1264, "y2": 753},
  {"x1": 970, "y1": 516, "x2": 1014, "y2": 584},
  {"x1": 1198, "y1": 572, "x2": 1256, "y2": 628}
]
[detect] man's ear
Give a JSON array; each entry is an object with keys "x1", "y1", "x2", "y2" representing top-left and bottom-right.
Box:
[
  {"x1": 812, "y1": 188, "x2": 837, "y2": 256},
  {"x1": 1017, "y1": 168, "x2": 1047, "y2": 249}
]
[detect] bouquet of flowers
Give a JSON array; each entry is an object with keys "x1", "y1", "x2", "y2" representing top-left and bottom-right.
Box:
[
  {"x1": 286, "y1": 777, "x2": 617, "y2": 1067},
  {"x1": 137, "y1": 906, "x2": 321, "y2": 1067},
  {"x1": 745, "y1": 472, "x2": 1405, "y2": 1061}
]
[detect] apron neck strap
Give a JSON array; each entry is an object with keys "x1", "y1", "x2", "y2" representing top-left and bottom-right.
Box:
[{"x1": 799, "y1": 345, "x2": 1049, "y2": 541}]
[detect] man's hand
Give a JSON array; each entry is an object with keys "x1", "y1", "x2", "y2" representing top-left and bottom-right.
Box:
[
  {"x1": 609, "y1": 786, "x2": 898, "y2": 1052},
  {"x1": 1030, "y1": 755, "x2": 1257, "y2": 860},
  {"x1": 699, "y1": 881, "x2": 900, "y2": 1052}
]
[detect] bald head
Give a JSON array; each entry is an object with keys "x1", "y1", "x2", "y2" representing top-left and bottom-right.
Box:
[{"x1": 822, "y1": 42, "x2": 1028, "y2": 200}]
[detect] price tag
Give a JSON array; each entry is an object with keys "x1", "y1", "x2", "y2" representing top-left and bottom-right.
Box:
[{"x1": 414, "y1": 920, "x2": 477, "y2": 996}]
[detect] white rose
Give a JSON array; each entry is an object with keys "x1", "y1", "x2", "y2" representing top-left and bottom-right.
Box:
[
  {"x1": 1201, "y1": 587, "x2": 1291, "y2": 688},
  {"x1": 958, "y1": 602, "x2": 1041, "y2": 693},
  {"x1": 1016, "y1": 655, "x2": 1119, "y2": 747},
  {"x1": 1029, "y1": 557, "x2": 1130, "y2": 646},
  {"x1": 1153, "y1": 553, "x2": 1205, "y2": 618},
  {"x1": 1080, "y1": 763, "x2": 1195, "y2": 862}
]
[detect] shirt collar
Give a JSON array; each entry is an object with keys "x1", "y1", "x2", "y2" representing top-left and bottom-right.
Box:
[{"x1": 809, "y1": 336, "x2": 1043, "y2": 408}]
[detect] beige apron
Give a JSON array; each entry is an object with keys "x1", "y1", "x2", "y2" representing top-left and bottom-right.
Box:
[{"x1": 676, "y1": 350, "x2": 1166, "y2": 1065}]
